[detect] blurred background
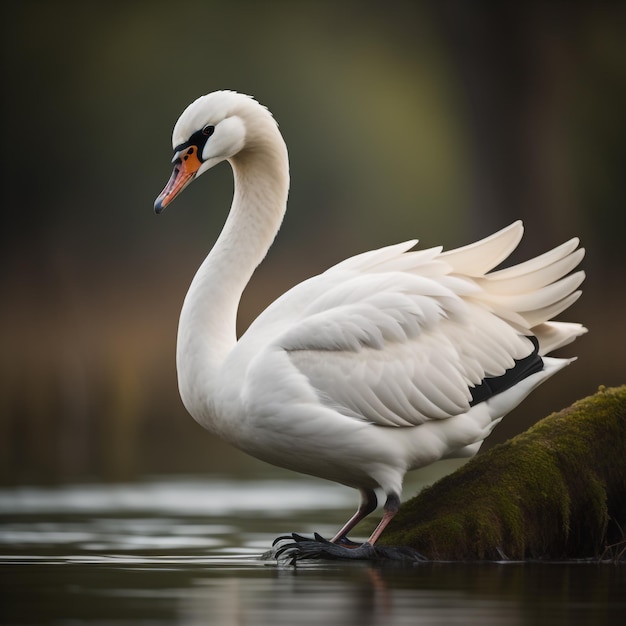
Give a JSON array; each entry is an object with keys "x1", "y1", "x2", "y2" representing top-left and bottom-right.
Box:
[{"x1": 1, "y1": 0, "x2": 624, "y2": 485}]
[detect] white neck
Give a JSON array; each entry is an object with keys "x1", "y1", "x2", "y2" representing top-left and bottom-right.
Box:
[{"x1": 176, "y1": 125, "x2": 289, "y2": 417}]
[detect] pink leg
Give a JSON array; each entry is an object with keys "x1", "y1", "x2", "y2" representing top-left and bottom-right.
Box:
[
  {"x1": 331, "y1": 488, "x2": 378, "y2": 543},
  {"x1": 367, "y1": 493, "x2": 401, "y2": 545}
]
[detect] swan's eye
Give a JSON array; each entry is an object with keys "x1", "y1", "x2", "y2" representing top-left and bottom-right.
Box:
[{"x1": 202, "y1": 125, "x2": 215, "y2": 137}]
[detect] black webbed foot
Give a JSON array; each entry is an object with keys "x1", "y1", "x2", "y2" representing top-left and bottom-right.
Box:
[
  {"x1": 271, "y1": 533, "x2": 427, "y2": 565},
  {"x1": 274, "y1": 533, "x2": 376, "y2": 564}
]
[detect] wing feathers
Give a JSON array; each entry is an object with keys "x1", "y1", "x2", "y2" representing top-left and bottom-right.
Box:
[
  {"x1": 477, "y1": 246, "x2": 585, "y2": 295},
  {"x1": 331, "y1": 240, "x2": 419, "y2": 272},
  {"x1": 439, "y1": 221, "x2": 524, "y2": 276},
  {"x1": 478, "y1": 271, "x2": 585, "y2": 315},
  {"x1": 238, "y1": 221, "x2": 584, "y2": 429},
  {"x1": 485, "y1": 238, "x2": 580, "y2": 281},
  {"x1": 520, "y1": 290, "x2": 583, "y2": 328}
]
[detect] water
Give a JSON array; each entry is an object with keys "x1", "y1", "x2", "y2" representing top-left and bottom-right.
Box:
[{"x1": 1, "y1": 476, "x2": 624, "y2": 625}]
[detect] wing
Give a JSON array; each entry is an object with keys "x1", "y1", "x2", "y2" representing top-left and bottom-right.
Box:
[
  {"x1": 278, "y1": 273, "x2": 534, "y2": 426},
  {"x1": 236, "y1": 222, "x2": 585, "y2": 427}
]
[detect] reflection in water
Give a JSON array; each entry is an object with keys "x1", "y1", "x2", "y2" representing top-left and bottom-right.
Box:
[{"x1": 1, "y1": 477, "x2": 625, "y2": 625}]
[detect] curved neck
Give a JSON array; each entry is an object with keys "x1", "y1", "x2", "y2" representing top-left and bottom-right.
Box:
[{"x1": 177, "y1": 132, "x2": 289, "y2": 412}]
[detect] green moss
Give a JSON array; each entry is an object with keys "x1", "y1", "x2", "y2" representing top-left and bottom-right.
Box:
[{"x1": 381, "y1": 385, "x2": 626, "y2": 560}]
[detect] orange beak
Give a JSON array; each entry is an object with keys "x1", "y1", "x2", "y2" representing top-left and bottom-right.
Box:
[{"x1": 154, "y1": 145, "x2": 203, "y2": 213}]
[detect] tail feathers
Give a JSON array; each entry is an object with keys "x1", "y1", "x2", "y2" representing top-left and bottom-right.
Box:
[
  {"x1": 533, "y1": 321, "x2": 588, "y2": 355},
  {"x1": 484, "y1": 356, "x2": 575, "y2": 420}
]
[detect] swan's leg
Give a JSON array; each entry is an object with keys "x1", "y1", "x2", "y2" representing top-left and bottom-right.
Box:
[
  {"x1": 366, "y1": 492, "x2": 401, "y2": 545},
  {"x1": 330, "y1": 488, "x2": 378, "y2": 544},
  {"x1": 273, "y1": 492, "x2": 422, "y2": 562}
]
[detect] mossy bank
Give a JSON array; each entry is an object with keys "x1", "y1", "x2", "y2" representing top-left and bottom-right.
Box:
[{"x1": 381, "y1": 385, "x2": 626, "y2": 561}]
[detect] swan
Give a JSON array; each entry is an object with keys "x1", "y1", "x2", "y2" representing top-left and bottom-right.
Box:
[{"x1": 154, "y1": 90, "x2": 586, "y2": 552}]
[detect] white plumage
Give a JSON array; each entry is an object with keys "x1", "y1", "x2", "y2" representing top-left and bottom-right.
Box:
[{"x1": 154, "y1": 91, "x2": 586, "y2": 547}]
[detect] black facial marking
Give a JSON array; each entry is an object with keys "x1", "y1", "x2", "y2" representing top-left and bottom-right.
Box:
[{"x1": 173, "y1": 126, "x2": 215, "y2": 162}]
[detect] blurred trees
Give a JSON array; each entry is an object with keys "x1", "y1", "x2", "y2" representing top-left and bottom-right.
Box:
[{"x1": 1, "y1": 1, "x2": 624, "y2": 484}]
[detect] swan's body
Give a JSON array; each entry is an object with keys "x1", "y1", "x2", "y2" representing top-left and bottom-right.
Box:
[{"x1": 155, "y1": 91, "x2": 586, "y2": 547}]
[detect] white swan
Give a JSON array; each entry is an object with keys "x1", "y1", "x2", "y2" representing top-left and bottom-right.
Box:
[{"x1": 154, "y1": 91, "x2": 586, "y2": 549}]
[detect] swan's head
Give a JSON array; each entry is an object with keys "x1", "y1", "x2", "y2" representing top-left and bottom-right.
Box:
[{"x1": 154, "y1": 90, "x2": 270, "y2": 213}]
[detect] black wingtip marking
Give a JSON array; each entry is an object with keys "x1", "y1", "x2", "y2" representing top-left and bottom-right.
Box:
[{"x1": 469, "y1": 336, "x2": 543, "y2": 407}]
